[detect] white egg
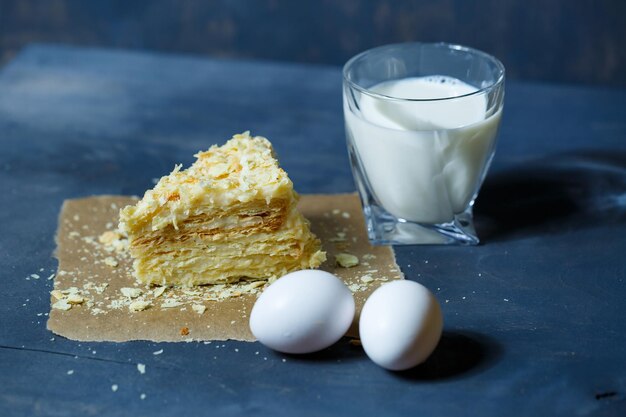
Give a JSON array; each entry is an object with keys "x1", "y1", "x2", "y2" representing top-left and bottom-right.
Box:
[
  {"x1": 359, "y1": 280, "x2": 443, "y2": 371},
  {"x1": 249, "y1": 270, "x2": 355, "y2": 354}
]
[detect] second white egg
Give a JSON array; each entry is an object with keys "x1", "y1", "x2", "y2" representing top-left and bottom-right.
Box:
[{"x1": 359, "y1": 280, "x2": 443, "y2": 371}]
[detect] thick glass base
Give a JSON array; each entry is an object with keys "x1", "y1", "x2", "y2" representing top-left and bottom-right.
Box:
[{"x1": 363, "y1": 203, "x2": 479, "y2": 246}]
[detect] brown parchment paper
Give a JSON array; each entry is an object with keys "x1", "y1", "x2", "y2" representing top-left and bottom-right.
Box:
[{"x1": 47, "y1": 194, "x2": 404, "y2": 342}]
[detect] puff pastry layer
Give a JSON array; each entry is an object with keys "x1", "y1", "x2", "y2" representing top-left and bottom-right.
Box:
[{"x1": 119, "y1": 132, "x2": 326, "y2": 286}]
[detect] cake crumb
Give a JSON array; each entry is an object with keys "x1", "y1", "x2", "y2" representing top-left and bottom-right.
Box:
[
  {"x1": 52, "y1": 299, "x2": 72, "y2": 311},
  {"x1": 360, "y1": 274, "x2": 374, "y2": 283},
  {"x1": 137, "y1": 363, "x2": 146, "y2": 374},
  {"x1": 348, "y1": 283, "x2": 362, "y2": 293},
  {"x1": 335, "y1": 253, "x2": 359, "y2": 268},
  {"x1": 103, "y1": 257, "x2": 118, "y2": 267},
  {"x1": 153, "y1": 286, "x2": 167, "y2": 298},
  {"x1": 246, "y1": 281, "x2": 266, "y2": 290},
  {"x1": 180, "y1": 327, "x2": 190, "y2": 336},
  {"x1": 192, "y1": 304, "x2": 206, "y2": 315},
  {"x1": 129, "y1": 300, "x2": 151, "y2": 312},
  {"x1": 99, "y1": 230, "x2": 121, "y2": 244},
  {"x1": 161, "y1": 299, "x2": 183, "y2": 309},
  {"x1": 50, "y1": 290, "x2": 65, "y2": 300},
  {"x1": 66, "y1": 294, "x2": 85, "y2": 304},
  {"x1": 349, "y1": 339, "x2": 362, "y2": 346},
  {"x1": 120, "y1": 288, "x2": 142, "y2": 299}
]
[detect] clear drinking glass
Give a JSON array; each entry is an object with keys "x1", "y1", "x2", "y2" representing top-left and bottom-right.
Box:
[{"x1": 343, "y1": 42, "x2": 505, "y2": 245}]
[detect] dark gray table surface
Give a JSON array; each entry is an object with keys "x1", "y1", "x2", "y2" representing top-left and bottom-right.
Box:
[{"x1": 1, "y1": 44, "x2": 625, "y2": 417}]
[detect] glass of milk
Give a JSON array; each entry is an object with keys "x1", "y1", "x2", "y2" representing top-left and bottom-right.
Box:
[{"x1": 343, "y1": 43, "x2": 505, "y2": 245}]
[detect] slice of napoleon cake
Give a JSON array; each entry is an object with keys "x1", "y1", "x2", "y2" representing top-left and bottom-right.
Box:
[{"x1": 119, "y1": 132, "x2": 326, "y2": 286}]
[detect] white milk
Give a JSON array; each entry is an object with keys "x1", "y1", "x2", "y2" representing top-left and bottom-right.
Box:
[{"x1": 345, "y1": 76, "x2": 501, "y2": 224}]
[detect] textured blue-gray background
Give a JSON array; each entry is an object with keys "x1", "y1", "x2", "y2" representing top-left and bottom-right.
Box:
[
  {"x1": 0, "y1": 43, "x2": 625, "y2": 417},
  {"x1": 1, "y1": 1, "x2": 626, "y2": 415},
  {"x1": 1, "y1": 0, "x2": 625, "y2": 86}
]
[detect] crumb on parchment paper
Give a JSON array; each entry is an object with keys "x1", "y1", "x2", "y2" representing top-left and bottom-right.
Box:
[
  {"x1": 129, "y1": 300, "x2": 151, "y2": 312},
  {"x1": 103, "y1": 257, "x2": 118, "y2": 267},
  {"x1": 192, "y1": 304, "x2": 206, "y2": 315},
  {"x1": 120, "y1": 288, "x2": 142, "y2": 299},
  {"x1": 335, "y1": 253, "x2": 359, "y2": 268}
]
